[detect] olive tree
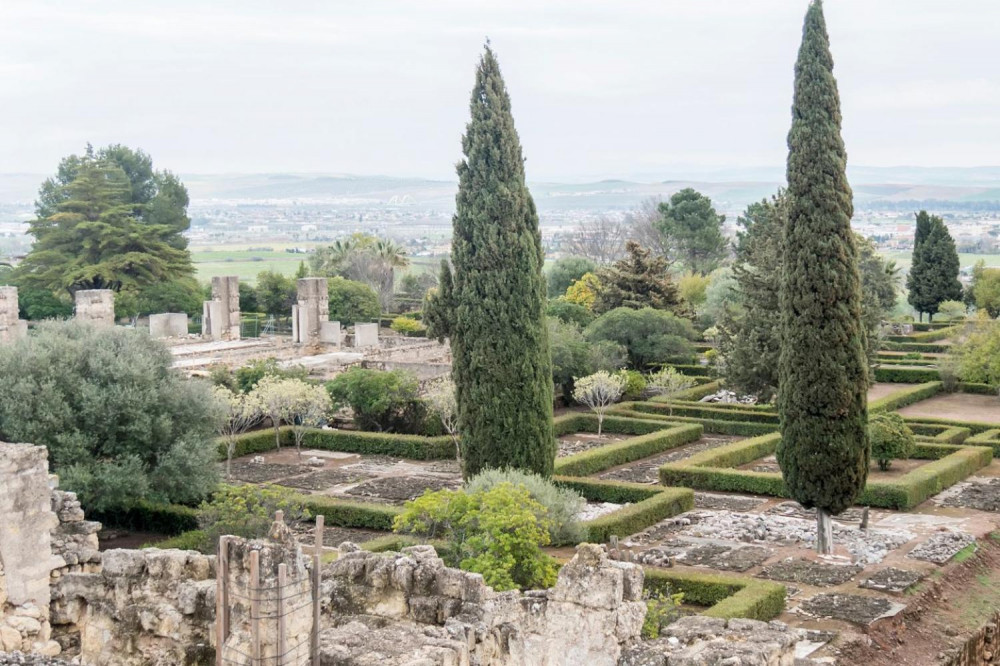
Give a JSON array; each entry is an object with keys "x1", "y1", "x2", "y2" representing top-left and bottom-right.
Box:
[
  {"x1": 215, "y1": 387, "x2": 263, "y2": 478},
  {"x1": 572, "y1": 371, "x2": 626, "y2": 435}
]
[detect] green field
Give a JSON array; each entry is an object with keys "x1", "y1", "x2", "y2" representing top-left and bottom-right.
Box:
[{"x1": 879, "y1": 250, "x2": 1000, "y2": 272}]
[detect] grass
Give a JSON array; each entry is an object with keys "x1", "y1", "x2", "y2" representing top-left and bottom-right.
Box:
[
  {"x1": 879, "y1": 250, "x2": 1000, "y2": 271},
  {"x1": 952, "y1": 543, "x2": 978, "y2": 563}
]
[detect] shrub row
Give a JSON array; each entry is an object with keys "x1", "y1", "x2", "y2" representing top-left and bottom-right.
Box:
[
  {"x1": 859, "y1": 446, "x2": 992, "y2": 510},
  {"x1": 885, "y1": 326, "x2": 957, "y2": 344},
  {"x1": 966, "y1": 430, "x2": 1000, "y2": 456},
  {"x1": 903, "y1": 416, "x2": 1000, "y2": 436},
  {"x1": 625, "y1": 401, "x2": 779, "y2": 424},
  {"x1": 665, "y1": 364, "x2": 714, "y2": 377},
  {"x1": 220, "y1": 426, "x2": 455, "y2": 461},
  {"x1": 881, "y1": 341, "x2": 949, "y2": 354},
  {"x1": 868, "y1": 382, "x2": 942, "y2": 413},
  {"x1": 582, "y1": 488, "x2": 694, "y2": 543},
  {"x1": 552, "y1": 413, "x2": 678, "y2": 438},
  {"x1": 873, "y1": 366, "x2": 941, "y2": 383},
  {"x1": 552, "y1": 476, "x2": 663, "y2": 503},
  {"x1": 958, "y1": 382, "x2": 998, "y2": 395},
  {"x1": 910, "y1": 321, "x2": 955, "y2": 331},
  {"x1": 906, "y1": 423, "x2": 971, "y2": 444},
  {"x1": 553, "y1": 424, "x2": 703, "y2": 477},
  {"x1": 301, "y1": 495, "x2": 403, "y2": 531},
  {"x1": 650, "y1": 380, "x2": 722, "y2": 403},
  {"x1": 643, "y1": 568, "x2": 785, "y2": 621},
  {"x1": 610, "y1": 409, "x2": 779, "y2": 437},
  {"x1": 875, "y1": 357, "x2": 938, "y2": 367},
  {"x1": 90, "y1": 501, "x2": 199, "y2": 535}
]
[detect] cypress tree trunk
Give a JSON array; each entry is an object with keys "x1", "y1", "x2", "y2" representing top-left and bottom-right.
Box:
[
  {"x1": 777, "y1": 1, "x2": 869, "y2": 555},
  {"x1": 448, "y1": 46, "x2": 555, "y2": 478}
]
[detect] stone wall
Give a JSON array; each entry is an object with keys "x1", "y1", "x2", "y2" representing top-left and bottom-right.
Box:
[
  {"x1": 148, "y1": 313, "x2": 188, "y2": 339},
  {"x1": 73, "y1": 291, "x2": 114, "y2": 327},
  {"x1": 293, "y1": 278, "x2": 329, "y2": 346},
  {"x1": 0, "y1": 287, "x2": 27, "y2": 344},
  {"x1": 0, "y1": 444, "x2": 62, "y2": 656},
  {"x1": 947, "y1": 611, "x2": 1000, "y2": 665},
  {"x1": 211, "y1": 276, "x2": 241, "y2": 341}
]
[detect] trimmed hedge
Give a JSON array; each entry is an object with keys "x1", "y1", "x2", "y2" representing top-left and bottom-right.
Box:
[
  {"x1": 90, "y1": 501, "x2": 199, "y2": 535},
  {"x1": 643, "y1": 568, "x2": 786, "y2": 621},
  {"x1": 906, "y1": 423, "x2": 971, "y2": 444},
  {"x1": 665, "y1": 364, "x2": 714, "y2": 377},
  {"x1": 881, "y1": 341, "x2": 949, "y2": 354},
  {"x1": 873, "y1": 367, "x2": 940, "y2": 383},
  {"x1": 552, "y1": 413, "x2": 679, "y2": 438},
  {"x1": 650, "y1": 380, "x2": 722, "y2": 403},
  {"x1": 624, "y1": 401, "x2": 779, "y2": 424},
  {"x1": 876, "y1": 357, "x2": 938, "y2": 367},
  {"x1": 554, "y1": 424, "x2": 703, "y2": 477},
  {"x1": 581, "y1": 487, "x2": 694, "y2": 543},
  {"x1": 903, "y1": 416, "x2": 1000, "y2": 436},
  {"x1": 302, "y1": 496, "x2": 402, "y2": 531},
  {"x1": 868, "y1": 382, "x2": 942, "y2": 413},
  {"x1": 958, "y1": 382, "x2": 998, "y2": 395},
  {"x1": 609, "y1": 409, "x2": 779, "y2": 437},
  {"x1": 553, "y1": 476, "x2": 662, "y2": 503},
  {"x1": 221, "y1": 426, "x2": 455, "y2": 461},
  {"x1": 966, "y1": 430, "x2": 1000, "y2": 456},
  {"x1": 911, "y1": 321, "x2": 955, "y2": 332},
  {"x1": 658, "y1": 432, "x2": 991, "y2": 510}
]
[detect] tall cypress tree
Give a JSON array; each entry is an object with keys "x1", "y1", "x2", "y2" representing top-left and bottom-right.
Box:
[
  {"x1": 777, "y1": 0, "x2": 868, "y2": 553},
  {"x1": 439, "y1": 45, "x2": 554, "y2": 478},
  {"x1": 907, "y1": 211, "x2": 962, "y2": 321}
]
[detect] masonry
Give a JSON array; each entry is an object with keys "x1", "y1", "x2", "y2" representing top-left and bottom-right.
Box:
[
  {"x1": 0, "y1": 287, "x2": 27, "y2": 344},
  {"x1": 73, "y1": 290, "x2": 114, "y2": 327}
]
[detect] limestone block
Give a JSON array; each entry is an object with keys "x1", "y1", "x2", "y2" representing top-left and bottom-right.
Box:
[
  {"x1": 201, "y1": 300, "x2": 224, "y2": 340},
  {"x1": 211, "y1": 276, "x2": 241, "y2": 340},
  {"x1": 0, "y1": 286, "x2": 27, "y2": 344},
  {"x1": 354, "y1": 322, "x2": 379, "y2": 347},
  {"x1": 148, "y1": 313, "x2": 188, "y2": 338},
  {"x1": 73, "y1": 290, "x2": 115, "y2": 326},
  {"x1": 320, "y1": 320, "x2": 341, "y2": 346}
]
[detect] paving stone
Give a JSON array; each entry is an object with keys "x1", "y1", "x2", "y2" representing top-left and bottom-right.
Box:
[
  {"x1": 767, "y1": 501, "x2": 867, "y2": 524},
  {"x1": 596, "y1": 437, "x2": 740, "y2": 484},
  {"x1": 859, "y1": 567, "x2": 925, "y2": 593},
  {"x1": 797, "y1": 593, "x2": 903, "y2": 625},
  {"x1": 906, "y1": 531, "x2": 975, "y2": 564},
  {"x1": 694, "y1": 492, "x2": 768, "y2": 512},
  {"x1": 342, "y1": 475, "x2": 461, "y2": 503},
  {"x1": 759, "y1": 558, "x2": 863, "y2": 587},
  {"x1": 226, "y1": 462, "x2": 312, "y2": 483},
  {"x1": 558, "y1": 432, "x2": 630, "y2": 457},
  {"x1": 277, "y1": 468, "x2": 377, "y2": 490},
  {"x1": 939, "y1": 478, "x2": 1000, "y2": 512}
]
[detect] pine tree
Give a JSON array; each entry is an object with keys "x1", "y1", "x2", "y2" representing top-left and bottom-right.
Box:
[
  {"x1": 593, "y1": 241, "x2": 686, "y2": 315},
  {"x1": 907, "y1": 211, "x2": 962, "y2": 321},
  {"x1": 443, "y1": 45, "x2": 554, "y2": 478},
  {"x1": 655, "y1": 188, "x2": 728, "y2": 275},
  {"x1": 777, "y1": 0, "x2": 868, "y2": 554}
]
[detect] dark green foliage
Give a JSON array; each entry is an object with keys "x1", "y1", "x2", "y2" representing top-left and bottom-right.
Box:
[
  {"x1": 238, "y1": 282, "x2": 259, "y2": 313},
  {"x1": 326, "y1": 367, "x2": 428, "y2": 434},
  {"x1": 777, "y1": 1, "x2": 869, "y2": 516},
  {"x1": 547, "y1": 256, "x2": 597, "y2": 297},
  {"x1": 328, "y1": 276, "x2": 380, "y2": 323},
  {"x1": 873, "y1": 366, "x2": 940, "y2": 383},
  {"x1": 303, "y1": 496, "x2": 402, "y2": 530},
  {"x1": 582, "y1": 489, "x2": 693, "y2": 543},
  {"x1": 868, "y1": 381, "x2": 942, "y2": 413},
  {"x1": 445, "y1": 46, "x2": 554, "y2": 477},
  {"x1": 222, "y1": 426, "x2": 454, "y2": 461},
  {"x1": 643, "y1": 569, "x2": 786, "y2": 622},
  {"x1": 231, "y1": 357, "x2": 309, "y2": 393},
  {"x1": 132, "y1": 277, "x2": 204, "y2": 317},
  {"x1": 655, "y1": 188, "x2": 728, "y2": 275},
  {"x1": 857, "y1": 235, "x2": 900, "y2": 368},
  {"x1": 0, "y1": 321, "x2": 222, "y2": 511},
  {"x1": 548, "y1": 318, "x2": 594, "y2": 399},
  {"x1": 593, "y1": 241, "x2": 685, "y2": 315},
  {"x1": 17, "y1": 145, "x2": 193, "y2": 295},
  {"x1": 15, "y1": 287, "x2": 73, "y2": 320},
  {"x1": 89, "y1": 501, "x2": 199, "y2": 535},
  {"x1": 868, "y1": 413, "x2": 916, "y2": 470},
  {"x1": 254, "y1": 270, "x2": 296, "y2": 316},
  {"x1": 584, "y1": 307, "x2": 696, "y2": 369},
  {"x1": 197, "y1": 484, "x2": 310, "y2": 553},
  {"x1": 907, "y1": 211, "x2": 963, "y2": 321},
  {"x1": 546, "y1": 299, "x2": 594, "y2": 327},
  {"x1": 422, "y1": 260, "x2": 455, "y2": 342}
]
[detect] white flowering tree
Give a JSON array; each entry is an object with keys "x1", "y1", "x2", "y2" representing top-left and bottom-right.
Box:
[
  {"x1": 215, "y1": 387, "x2": 263, "y2": 478},
  {"x1": 250, "y1": 375, "x2": 295, "y2": 450},
  {"x1": 425, "y1": 379, "x2": 460, "y2": 462},
  {"x1": 283, "y1": 380, "x2": 333, "y2": 457},
  {"x1": 645, "y1": 367, "x2": 696, "y2": 415},
  {"x1": 572, "y1": 371, "x2": 626, "y2": 436}
]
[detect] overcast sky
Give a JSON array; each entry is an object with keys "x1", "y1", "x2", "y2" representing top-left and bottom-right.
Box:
[{"x1": 1, "y1": 1, "x2": 997, "y2": 181}]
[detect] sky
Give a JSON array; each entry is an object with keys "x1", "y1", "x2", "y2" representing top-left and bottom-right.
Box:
[{"x1": 1, "y1": 1, "x2": 998, "y2": 182}]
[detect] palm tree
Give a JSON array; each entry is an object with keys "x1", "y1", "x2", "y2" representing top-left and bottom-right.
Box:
[{"x1": 373, "y1": 239, "x2": 409, "y2": 310}]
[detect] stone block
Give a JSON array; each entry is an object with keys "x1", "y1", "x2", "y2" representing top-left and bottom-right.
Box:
[
  {"x1": 354, "y1": 322, "x2": 379, "y2": 347},
  {"x1": 148, "y1": 312, "x2": 188, "y2": 338},
  {"x1": 320, "y1": 320, "x2": 341, "y2": 346},
  {"x1": 294, "y1": 277, "x2": 329, "y2": 345},
  {"x1": 211, "y1": 276, "x2": 241, "y2": 340},
  {"x1": 73, "y1": 289, "x2": 115, "y2": 326},
  {"x1": 202, "y1": 300, "x2": 224, "y2": 340}
]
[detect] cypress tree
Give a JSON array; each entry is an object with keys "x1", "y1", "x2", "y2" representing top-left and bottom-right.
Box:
[
  {"x1": 445, "y1": 45, "x2": 554, "y2": 478},
  {"x1": 777, "y1": 0, "x2": 868, "y2": 553},
  {"x1": 907, "y1": 211, "x2": 962, "y2": 321}
]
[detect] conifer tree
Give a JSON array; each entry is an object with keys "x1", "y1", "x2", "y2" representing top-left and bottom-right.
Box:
[
  {"x1": 777, "y1": 0, "x2": 868, "y2": 554},
  {"x1": 593, "y1": 241, "x2": 686, "y2": 315},
  {"x1": 906, "y1": 211, "x2": 962, "y2": 321},
  {"x1": 437, "y1": 45, "x2": 554, "y2": 478}
]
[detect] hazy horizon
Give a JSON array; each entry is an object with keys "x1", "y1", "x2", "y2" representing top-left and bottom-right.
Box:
[{"x1": 2, "y1": 1, "x2": 999, "y2": 181}]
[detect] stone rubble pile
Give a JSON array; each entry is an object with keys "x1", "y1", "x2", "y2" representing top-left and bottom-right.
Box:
[
  {"x1": 698, "y1": 390, "x2": 758, "y2": 405},
  {"x1": 619, "y1": 616, "x2": 800, "y2": 666}
]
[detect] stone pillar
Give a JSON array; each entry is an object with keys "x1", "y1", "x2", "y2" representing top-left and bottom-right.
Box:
[
  {"x1": 320, "y1": 320, "x2": 341, "y2": 347},
  {"x1": 353, "y1": 322, "x2": 379, "y2": 348},
  {"x1": 0, "y1": 442, "x2": 63, "y2": 656},
  {"x1": 293, "y1": 277, "x2": 328, "y2": 345},
  {"x1": 0, "y1": 286, "x2": 27, "y2": 344},
  {"x1": 202, "y1": 300, "x2": 224, "y2": 341},
  {"x1": 149, "y1": 313, "x2": 189, "y2": 339},
  {"x1": 73, "y1": 290, "x2": 115, "y2": 327},
  {"x1": 211, "y1": 276, "x2": 241, "y2": 340}
]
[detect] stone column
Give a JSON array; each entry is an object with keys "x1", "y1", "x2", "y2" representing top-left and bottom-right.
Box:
[
  {"x1": 73, "y1": 290, "x2": 115, "y2": 327},
  {"x1": 211, "y1": 276, "x2": 241, "y2": 340},
  {"x1": 353, "y1": 322, "x2": 379, "y2": 348},
  {"x1": 0, "y1": 286, "x2": 27, "y2": 344},
  {"x1": 294, "y1": 277, "x2": 328, "y2": 345},
  {"x1": 149, "y1": 313, "x2": 189, "y2": 338}
]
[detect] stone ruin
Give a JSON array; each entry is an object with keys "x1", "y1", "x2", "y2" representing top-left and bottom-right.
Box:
[
  {"x1": 291, "y1": 277, "x2": 330, "y2": 347},
  {"x1": 0, "y1": 440, "x2": 805, "y2": 665},
  {"x1": 149, "y1": 312, "x2": 189, "y2": 339},
  {"x1": 73, "y1": 290, "x2": 114, "y2": 327},
  {"x1": 203, "y1": 276, "x2": 241, "y2": 341},
  {"x1": 0, "y1": 287, "x2": 27, "y2": 345}
]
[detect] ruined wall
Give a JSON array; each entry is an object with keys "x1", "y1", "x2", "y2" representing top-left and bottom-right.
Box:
[
  {"x1": 321, "y1": 542, "x2": 647, "y2": 666},
  {"x1": 0, "y1": 287, "x2": 27, "y2": 344},
  {"x1": 149, "y1": 313, "x2": 188, "y2": 339},
  {"x1": 293, "y1": 278, "x2": 329, "y2": 346},
  {"x1": 211, "y1": 276, "x2": 241, "y2": 341},
  {"x1": 51, "y1": 549, "x2": 216, "y2": 666},
  {"x1": 947, "y1": 611, "x2": 1000, "y2": 665},
  {"x1": 0, "y1": 444, "x2": 62, "y2": 656},
  {"x1": 73, "y1": 290, "x2": 114, "y2": 327}
]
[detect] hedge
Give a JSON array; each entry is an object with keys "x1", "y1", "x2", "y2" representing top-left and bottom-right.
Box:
[
  {"x1": 903, "y1": 416, "x2": 1000, "y2": 436},
  {"x1": 643, "y1": 568, "x2": 786, "y2": 621},
  {"x1": 624, "y1": 401, "x2": 779, "y2": 424},
  {"x1": 553, "y1": 423, "x2": 703, "y2": 477},
  {"x1": 581, "y1": 487, "x2": 694, "y2": 543},
  {"x1": 650, "y1": 380, "x2": 722, "y2": 403},
  {"x1": 910, "y1": 321, "x2": 955, "y2": 332},
  {"x1": 147, "y1": 530, "x2": 207, "y2": 550},
  {"x1": 873, "y1": 367, "x2": 940, "y2": 383},
  {"x1": 553, "y1": 476, "x2": 663, "y2": 503},
  {"x1": 868, "y1": 382, "x2": 942, "y2": 413},
  {"x1": 90, "y1": 501, "x2": 199, "y2": 535},
  {"x1": 301, "y1": 496, "x2": 402, "y2": 531},
  {"x1": 884, "y1": 326, "x2": 958, "y2": 343},
  {"x1": 658, "y1": 432, "x2": 991, "y2": 510},
  {"x1": 906, "y1": 423, "x2": 971, "y2": 444},
  {"x1": 664, "y1": 363, "x2": 714, "y2": 377},
  {"x1": 220, "y1": 426, "x2": 455, "y2": 461},
  {"x1": 966, "y1": 430, "x2": 1000, "y2": 456},
  {"x1": 958, "y1": 382, "x2": 998, "y2": 396},
  {"x1": 876, "y1": 357, "x2": 938, "y2": 367},
  {"x1": 552, "y1": 413, "x2": 680, "y2": 438},
  {"x1": 881, "y1": 341, "x2": 949, "y2": 354},
  {"x1": 609, "y1": 409, "x2": 779, "y2": 437}
]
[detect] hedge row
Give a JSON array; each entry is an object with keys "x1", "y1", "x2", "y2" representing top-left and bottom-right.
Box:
[
  {"x1": 220, "y1": 426, "x2": 455, "y2": 461},
  {"x1": 875, "y1": 357, "x2": 938, "y2": 367},
  {"x1": 966, "y1": 430, "x2": 1000, "y2": 456},
  {"x1": 553, "y1": 424, "x2": 703, "y2": 477},
  {"x1": 885, "y1": 327, "x2": 957, "y2": 344},
  {"x1": 903, "y1": 415, "x2": 1000, "y2": 436},
  {"x1": 868, "y1": 382, "x2": 942, "y2": 413},
  {"x1": 958, "y1": 382, "x2": 998, "y2": 395},
  {"x1": 301, "y1": 495, "x2": 402, "y2": 531},
  {"x1": 881, "y1": 341, "x2": 949, "y2": 354},
  {"x1": 582, "y1": 488, "x2": 694, "y2": 543},
  {"x1": 624, "y1": 401, "x2": 779, "y2": 424},
  {"x1": 610, "y1": 409, "x2": 779, "y2": 437},
  {"x1": 859, "y1": 446, "x2": 992, "y2": 509},
  {"x1": 906, "y1": 423, "x2": 971, "y2": 444},
  {"x1": 650, "y1": 380, "x2": 723, "y2": 403},
  {"x1": 552, "y1": 413, "x2": 679, "y2": 438},
  {"x1": 666, "y1": 364, "x2": 714, "y2": 377},
  {"x1": 873, "y1": 366, "x2": 940, "y2": 383},
  {"x1": 552, "y1": 476, "x2": 662, "y2": 503},
  {"x1": 90, "y1": 501, "x2": 199, "y2": 535},
  {"x1": 643, "y1": 569, "x2": 786, "y2": 621},
  {"x1": 911, "y1": 321, "x2": 955, "y2": 331}
]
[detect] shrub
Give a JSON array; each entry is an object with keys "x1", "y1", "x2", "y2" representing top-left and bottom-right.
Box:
[
  {"x1": 642, "y1": 587, "x2": 685, "y2": 639},
  {"x1": 393, "y1": 484, "x2": 559, "y2": 591},
  {"x1": 953, "y1": 318, "x2": 1000, "y2": 388},
  {"x1": 547, "y1": 257, "x2": 597, "y2": 298},
  {"x1": 868, "y1": 413, "x2": 916, "y2": 471},
  {"x1": 646, "y1": 367, "x2": 696, "y2": 403},
  {"x1": 546, "y1": 299, "x2": 595, "y2": 327},
  {"x1": 326, "y1": 368, "x2": 427, "y2": 434},
  {"x1": 198, "y1": 484, "x2": 310, "y2": 553},
  {"x1": 465, "y1": 468, "x2": 586, "y2": 545},
  {"x1": 572, "y1": 371, "x2": 627, "y2": 435},
  {"x1": 328, "y1": 276, "x2": 380, "y2": 323},
  {"x1": 585, "y1": 307, "x2": 696, "y2": 369},
  {"x1": 390, "y1": 316, "x2": 424, "y2": 335},
  {"x1": 234, "y1": 357, "x2": 309, "y2": 393},
  {"x1": 618, "y1": 370, "x2": 648, "y2": 400},
  {"x1": 0, "y1": 321, "x2": 223, "y2": 511}
]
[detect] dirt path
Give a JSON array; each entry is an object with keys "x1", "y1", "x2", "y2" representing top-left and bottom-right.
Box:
[{"x1": 898, "y1": 393, "x2": 1000, "y2": 424}]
